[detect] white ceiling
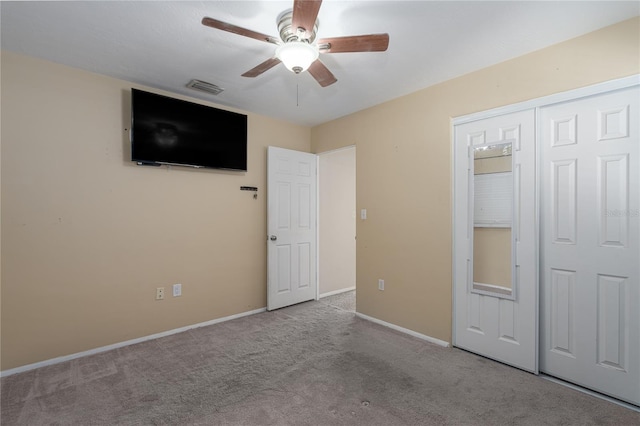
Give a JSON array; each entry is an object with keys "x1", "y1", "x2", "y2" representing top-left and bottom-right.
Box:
[{"x1": 1, "y1": 1, "x2": 638, "y2": 126}]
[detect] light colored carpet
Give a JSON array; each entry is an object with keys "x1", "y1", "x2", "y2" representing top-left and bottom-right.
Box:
[
  {"x1": 319, "y1": 290, "x2": 356, "y2": 312},
  {"x1": 2, "y1": 292, "x2": 639, "y2": 425}
]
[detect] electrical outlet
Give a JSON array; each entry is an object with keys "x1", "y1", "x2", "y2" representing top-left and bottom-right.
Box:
[
  {"x1": 156, "y1": 287, "x2": 165, "y2": 300},
  {"x1": 173, "y1": 283, "x2": 182, "y2": 297},
  {"x1": 378, "y1": 279, "x2": 384, "y2": 291}
]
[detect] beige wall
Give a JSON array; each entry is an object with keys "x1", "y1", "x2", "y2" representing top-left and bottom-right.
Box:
[
  {"x1": 1, "y1": 51, "x2": 311, "y2": 370},
  {"x1": 318, "y1": 147, "x2": 356, "y2": 295},
  {"x1": 311, "y1": 17, "x2": 640, "y2": 342}
]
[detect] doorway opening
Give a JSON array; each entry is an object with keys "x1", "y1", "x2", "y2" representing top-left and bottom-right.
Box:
[{"x1": 318, "y1": 146, "x2": 356, "y2": 309}]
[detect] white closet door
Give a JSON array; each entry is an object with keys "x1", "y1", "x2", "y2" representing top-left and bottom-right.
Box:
[
  {"x1": 540, "y1": 86, "x2": 639, "y2": 405},
  {"x1": 453, "y1": 109, "x2": 537, "y2": 372}
]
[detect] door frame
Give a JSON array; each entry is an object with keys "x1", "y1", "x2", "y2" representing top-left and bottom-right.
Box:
[{"x1": 452, "y1": 74, "x2": 640, "y2": 363}]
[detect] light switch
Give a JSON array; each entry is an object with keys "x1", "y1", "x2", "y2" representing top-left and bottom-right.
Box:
[{"x1": 360, "y1": 209, "x2": 367, "y2": 220}]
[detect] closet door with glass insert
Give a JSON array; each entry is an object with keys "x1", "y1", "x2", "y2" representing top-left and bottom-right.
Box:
[{"x1": 453, "y1": 109, "x2": 537, "y2": 372}]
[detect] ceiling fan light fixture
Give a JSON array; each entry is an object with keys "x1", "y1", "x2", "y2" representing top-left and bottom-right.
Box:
[{"x1": 276, "y1": 42, "x2": 319, "y2": 74}]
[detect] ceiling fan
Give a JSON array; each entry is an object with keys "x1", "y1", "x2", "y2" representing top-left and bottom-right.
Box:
[{"x1": 202, "y1": 0, "x2": 389, "y2": 87}]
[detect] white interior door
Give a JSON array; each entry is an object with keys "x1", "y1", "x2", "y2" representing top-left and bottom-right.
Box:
[
  {"x1": 540, "y1": 87, "x2": 639, "y2": 405},
  {"x1": 453, "y1": 110, "x2": 538, "y2": 372},
  {"x1": 267, "y1": 146, "x2": 317, "y2": 311}
]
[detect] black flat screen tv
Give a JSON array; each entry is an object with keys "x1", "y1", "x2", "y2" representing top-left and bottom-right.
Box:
[{"x1": 131, "y1": 89, "x2": 247, "y2": 171}]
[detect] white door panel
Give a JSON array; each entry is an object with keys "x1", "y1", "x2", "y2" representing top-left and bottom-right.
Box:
[
  {"x1": 454, "y1": 110, "x2": 538, "y2": 372},
  {"x1": 540, "y1": 87, "x2": 639, "y2": 405},
  {"x1": 267, "y1": 147, "x2": 317, "y2": 310}
]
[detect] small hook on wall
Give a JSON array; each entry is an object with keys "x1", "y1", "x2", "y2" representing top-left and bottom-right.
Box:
[{"x1": 241, "y1": 186, "x2": 259, "y2": 200}]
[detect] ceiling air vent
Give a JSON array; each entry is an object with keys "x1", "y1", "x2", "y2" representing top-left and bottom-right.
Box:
[{"x1": 186, "y1": 79, "x2": 224, "y2": 95}]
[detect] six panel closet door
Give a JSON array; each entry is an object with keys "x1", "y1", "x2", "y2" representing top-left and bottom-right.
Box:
[{"x1": 539, "y1": 86, "x2": 639, "y2": 406}]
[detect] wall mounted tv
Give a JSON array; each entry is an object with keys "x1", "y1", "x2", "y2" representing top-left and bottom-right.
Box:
[{"x1": 131, "y1": 88, "x2": 247, "y2": 171}]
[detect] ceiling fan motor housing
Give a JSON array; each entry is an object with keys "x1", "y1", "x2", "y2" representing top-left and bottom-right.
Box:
[{"x1": 277, "y1": 9, "x2": 318, "y2": 43}]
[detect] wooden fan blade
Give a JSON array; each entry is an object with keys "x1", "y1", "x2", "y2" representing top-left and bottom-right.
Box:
[
  {"x1": 241, "y1": 57, "x2": 282, "y2": 78},
  {"x1": 202, "y1": 17, "x2": 278, "y2": 44},
  {"x1": 317, "y1": 33, "x2": 389, "y2": 53},
  {"x1": 292, "y1": 0, "x2": 322, "y2": 39},
  {"x1": 307, "y1": 59, "x2": 337, "y2": 87}
]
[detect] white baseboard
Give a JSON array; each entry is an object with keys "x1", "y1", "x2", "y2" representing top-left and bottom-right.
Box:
[
  {"x1": 1, "y1": 307, "x2": 267, "y2": 378},
  {"x1": 355, "y1": 312, "x2": 450, "y2": 348},
  {"x1": 319, "y1": 286, "x2": 356, "y2": 299}
]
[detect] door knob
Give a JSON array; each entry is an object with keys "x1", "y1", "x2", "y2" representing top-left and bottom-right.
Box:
[{"x1": 270, "y1": 235, "x2": 277, "y2": 241}]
